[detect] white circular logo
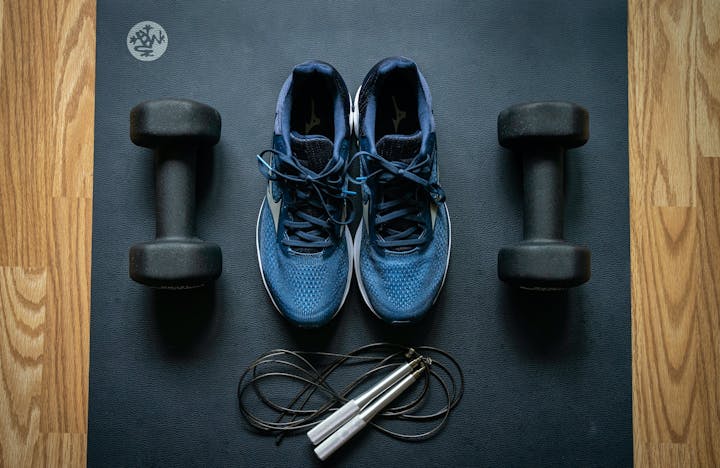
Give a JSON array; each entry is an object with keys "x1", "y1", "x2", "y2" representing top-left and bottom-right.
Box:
[{"x1": 127, "y1": 21, "x2": 168, "y2": 61}]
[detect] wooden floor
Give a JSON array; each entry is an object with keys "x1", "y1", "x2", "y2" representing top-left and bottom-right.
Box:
[{"x1": 0, "y1": 0, "x2": 717, "y2": 466}]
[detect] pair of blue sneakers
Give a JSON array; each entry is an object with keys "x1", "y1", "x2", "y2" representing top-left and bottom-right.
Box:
[{"x1": 256, "y1": 57, "x2": 450, "y2": 327}]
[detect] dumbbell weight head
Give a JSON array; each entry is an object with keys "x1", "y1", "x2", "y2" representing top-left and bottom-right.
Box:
[
  {"x1": 129, "y1": 239, "x2": 222, "y2": 288},
  {"x1": 130, "y1": 99, "x2": 221, "y2": 148},
  {"x1": 498, "y1": 101, "x2": 588, "y2": 150},
  {"x1": 497, "y1": 241, "x2": 590, "y2": 289},
  {"x1": 497, "y1": 101, "x2": 591, "y2": 290},
  {"x1": 129, "y1": 99, "x2": 222, "y2": 288}
]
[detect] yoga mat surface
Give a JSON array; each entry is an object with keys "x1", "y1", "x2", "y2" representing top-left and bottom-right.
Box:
[{"x1": 90, "y1": 1, "x2": 631, "y2": 465}]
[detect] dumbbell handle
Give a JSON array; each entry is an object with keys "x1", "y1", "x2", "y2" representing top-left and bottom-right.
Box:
[
  {"x1": 155, "y1": 146, "x2": 197, "y2": 239},
  {"x1": 522, "y1": 145, "x2": 564, "y2": 241}
]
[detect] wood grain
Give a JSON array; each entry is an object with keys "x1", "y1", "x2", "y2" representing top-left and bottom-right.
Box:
[
  {"x1": 42, "y1": 198, "x2": 91, "y2": 434},
  {"x1": 630, "y1": 0, "x2": 720, "y2": 466},
  {"x1": 631, "y1": 0, "x2": 696, "y2": 206},
  {"x1": 0, "y1": 268, "x2": 46, "y2": 467},
  {"x1": 51, "y1": 0, "x2": 95, "y2": 199},
  {"x1": 632, "y1": 207, "x2": 699, "y2": 442},
  {"x1": 0, "y1": 0, "x2": 95, "y2": 466},
  {"x1": 694, "y1": 156, "x2": 720, "y2": 466},
  {"x1": 33, "y1": 433, "x2": 86, "y2": 468},
  {"x1": 0, "y1": 0, "x2": 52, "y2": 268},
  {"x1": 694, "y1": 0, "x2": 720, "y2": 159},
  {"x1": 0, "y1": 0, "x2": 718, "y2": 466}
]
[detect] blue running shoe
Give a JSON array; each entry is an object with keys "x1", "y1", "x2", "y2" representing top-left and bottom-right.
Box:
[
  {"x1": 256, "y1": 61, "x2": 354, "y2": 327},
  {"x1": 351, "y1": 57, "x2": 451, "y2": 323}
]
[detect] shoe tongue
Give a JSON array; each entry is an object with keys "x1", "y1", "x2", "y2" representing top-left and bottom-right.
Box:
[
  {"x1": 288, "y1": 131, "x2": 334, "y2": 254},
  {"x1": 290, "y1": 131, "x2": 333, "y2": 173},
  {"x1": 375, "y1": 131, "x2": 422, "y2": 163}
]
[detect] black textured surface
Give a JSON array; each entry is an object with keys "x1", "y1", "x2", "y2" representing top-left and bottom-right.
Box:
[{"x1": 90, "y1": 1, "x2": 631, "y2": 466}]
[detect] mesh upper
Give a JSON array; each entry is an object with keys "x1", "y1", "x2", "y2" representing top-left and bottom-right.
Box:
[
  {"x1": 375, "y1": 131, "x2": 422, "y2": 162},
  {"x1": 258, "y1": 201, "x2": 349, "y2": 326},
  {"x1": 358, "y1": 203, "x2": 450, "y2": 322},
  {"x1": 290, "y1": 131, "x2": 333, "y2": 173}
]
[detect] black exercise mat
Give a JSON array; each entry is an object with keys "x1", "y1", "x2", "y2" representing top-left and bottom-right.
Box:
[{"x1": 90, "y1": 1, "x2": 631, "y2": 466}]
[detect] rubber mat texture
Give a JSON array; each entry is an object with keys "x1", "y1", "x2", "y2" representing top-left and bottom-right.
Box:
[{"x1": 90, "y1": 1, "x2": 631, "y2": 466}]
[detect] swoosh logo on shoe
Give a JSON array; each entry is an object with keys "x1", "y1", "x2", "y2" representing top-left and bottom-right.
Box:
[{"x1": 267, "y1": 182, "x2": 281, "y2": 231}]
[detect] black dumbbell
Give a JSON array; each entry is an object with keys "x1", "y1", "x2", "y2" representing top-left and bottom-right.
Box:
[
  {"x1": 129, "y1": 99, "x2": 222, "y2": 288},
  {"x1": 497, "y1": 101, "x2": 591, "y2": 290}
]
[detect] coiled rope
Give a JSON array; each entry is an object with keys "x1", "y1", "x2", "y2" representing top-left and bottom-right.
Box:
[{"x1": 237, "y1": 343, "x2": 464, "y2": 444}]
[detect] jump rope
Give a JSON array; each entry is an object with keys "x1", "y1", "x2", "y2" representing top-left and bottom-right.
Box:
[{"x1": 237, "y1": 343, "x2": 464, "y2": 459}]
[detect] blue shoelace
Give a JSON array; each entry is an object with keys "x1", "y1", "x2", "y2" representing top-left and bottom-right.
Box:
[
  {"x1": 350, "y1": 149, "x2": 445, "y2": 250},
  {"x1": 257, "y1": 149, "x2": 355, "y2": 251}
]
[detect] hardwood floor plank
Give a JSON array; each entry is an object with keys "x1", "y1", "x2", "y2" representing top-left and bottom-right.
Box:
[
  {"x1": 630, "y1": 1, "x2": 720, "y2": 465},
  {"x1": 632, "y1": 207, "x2": 699, "y2": 443},
  {"x1": 629, "y1": 0, "x2": 697, "y2": 207},
  {"x1": 0, "y1": 267, "x2": 46, "y2": 467},
  {"x1": 51, "y1": 0, "x2": 95, "y2": 199},
  {"x1": 694, "y1": 157, "x2": 720, "y2": 467},
  {"x1": 694, "y1": 0, "x2": 720, "y2": 158},
  {"x1": 33, "y1": 432, "x2": 86, "y2": 468},
  {"x1": 0, "y1": 1, "x2": 4, "y2": 77},
  {"x1": 635, "y1": 442, "x2": 696, "y2": 468},
  {"x1": 0, "y1": 0, "x2": 55, "y2": 268},
  {"x1": 41, "y1": 198, "x2": 91, "y2": 434}
]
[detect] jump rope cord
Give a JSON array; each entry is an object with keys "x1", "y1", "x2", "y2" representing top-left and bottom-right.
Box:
[{"x1": 237, "y1": 343, "x2": 464, "y2": 444}]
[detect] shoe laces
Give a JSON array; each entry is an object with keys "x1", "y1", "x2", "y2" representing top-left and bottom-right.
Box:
[
  {"x1": 350, "y1": 149, "x2": 445, "y2": 250},
  {"x1": 257, "y1": 149, "x2": 355, "y2": 252}
]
